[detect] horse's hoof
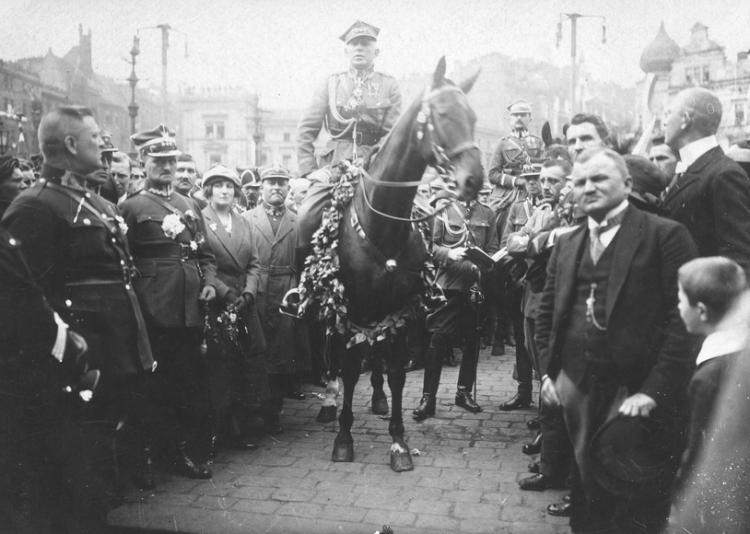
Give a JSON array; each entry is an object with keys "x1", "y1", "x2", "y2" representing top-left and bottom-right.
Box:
[
  {"x1": 371, "y1": 391, "x2": 389, "y2": 415},
  {"x1": 316, "y1": 405, "x2": 337, "y2": 423},
  {"x1": 332, "y1": 440, "x2": 354, "y2": 462},
  {"x1": 390, "y1": 449, "x2": 414, "y2": 472}
]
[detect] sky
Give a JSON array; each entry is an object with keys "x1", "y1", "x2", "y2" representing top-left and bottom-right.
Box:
[{"x1": 3, "y1": 0, "x2": 749, "y2": 108}]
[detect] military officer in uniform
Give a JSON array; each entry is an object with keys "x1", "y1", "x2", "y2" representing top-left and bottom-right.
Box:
[
  {"x1": 120, "y1": 125, "x2": 218, "y2": 482},
  {"x1": 2, "y1": 105, "x2": 153, "y2": 523},
  {"x1": 295, "y1": 20, "x2": 401, "y2": 260}
]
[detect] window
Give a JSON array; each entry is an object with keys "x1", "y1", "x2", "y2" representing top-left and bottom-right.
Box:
[
  {"x1": 283, "y1": 132, "x2": 291, "y2": 142},
  {"x1": 209, "y1": 153, "x2": 222, "y2": 165},
  {"x1": 282, "y1": 154, "x2": 292, "y2": 167},
  {"x1": 735, "y1": 103, "x2": 745, "y2": 126},
  {"x1": 205, "y1": 121, "x2": 225, "y2": 140}
]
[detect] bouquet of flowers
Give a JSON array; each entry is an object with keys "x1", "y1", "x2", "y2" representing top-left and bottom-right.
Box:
[
  {"x1": 162, "y1": 213, "x2": 185, "y2": 239},
  {"x1": 201, "y1": 302, "x2": 248, "y2": 356}
]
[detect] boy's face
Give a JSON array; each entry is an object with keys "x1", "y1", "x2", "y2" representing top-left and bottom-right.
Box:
[{"x1": 678, "y1": 283, "x2": 705, "y2": 334}]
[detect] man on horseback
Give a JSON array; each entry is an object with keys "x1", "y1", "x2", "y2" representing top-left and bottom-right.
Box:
[{"x1": 295, "y1": 20, "x2": 402, "y2": 270}]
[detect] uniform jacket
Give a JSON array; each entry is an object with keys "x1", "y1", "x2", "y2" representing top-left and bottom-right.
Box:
[
  {"x1": 202, "y1": 205, "x2": 266, "y2": 356},
  {"x1": 297, "y1": 69, "x2": 401, "y2": 176},
  {"x1": 243, "y1": 204, "x2": 310, "y2": 373},
  {"x1": 535, "y1": 205, "x2": 698, "y2": 411},
  {"x1": 432, "y1": 201, "x2": 499, "y2": 293},
  {"x1": 487, "y1": 131, "x2": 543, "y2": 212},
  {"x1": 2, "y1": 169, "x2": 154, "y2": 377},
  {"x1": 662, "y1": 145, "x2": 750, "y2": 273},
  {"x1": 120, "y1": 189, "x2": 217, "y2": 329}
]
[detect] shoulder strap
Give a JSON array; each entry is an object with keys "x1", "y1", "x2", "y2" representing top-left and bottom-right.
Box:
[{"x1": 43, "y1": 181, "x2": 119, "y2": 235}]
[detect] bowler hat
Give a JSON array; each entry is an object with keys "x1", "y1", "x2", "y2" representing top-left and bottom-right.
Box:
[
  {"x1": 589, "y1": 413, "x2": 678, "y2": 497},
  {"x1": 203, "y1": 164, "x2": 241, "y2": 189}
]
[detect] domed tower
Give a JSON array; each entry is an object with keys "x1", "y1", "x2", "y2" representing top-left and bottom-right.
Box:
[{"x1": 640, "y1": 21, "x2": 680, "y2": 74}]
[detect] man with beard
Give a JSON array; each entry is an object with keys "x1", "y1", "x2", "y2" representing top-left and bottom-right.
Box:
[
  {"x1": 244, "y1": 166, "x2": 311, "y2": 431},
  {"x1": 120, "y1": 125, "x2": 218, "y2": 483}
]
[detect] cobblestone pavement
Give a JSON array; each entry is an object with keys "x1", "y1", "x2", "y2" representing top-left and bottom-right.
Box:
[{"x1": 109, "y1": 346, "x2": 571, "y2": 534}]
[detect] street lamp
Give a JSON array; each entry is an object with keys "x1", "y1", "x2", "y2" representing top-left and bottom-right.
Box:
[
  {"x1": 0, "y1": 122, "x2": 8, "y2": 155},
  {"x1": 557, "y1": 13, "x2": 606, "y2": 115},
  {"x1": 128, "y1": 35, "x2": 140, "y2": 140}
]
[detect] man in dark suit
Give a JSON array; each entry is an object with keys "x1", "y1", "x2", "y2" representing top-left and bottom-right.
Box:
[
  {"x1": 536, "y1": 148, "x2": 697, "y2": 533},
  {"x1": 662, "y1": 87, "x2": 750, "y2": 272}
]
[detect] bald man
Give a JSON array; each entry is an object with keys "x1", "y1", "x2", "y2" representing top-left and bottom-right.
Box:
[{"x1": 662, "y1": 87, "x2": 750, "y2": 272}]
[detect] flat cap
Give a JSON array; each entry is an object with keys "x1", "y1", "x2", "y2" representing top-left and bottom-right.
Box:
[
  {"x1": 260, "y1": 165, "x2": 292, "y2": 181},
  {"x1": 507, "y1": 99, "x2": 532, "y2": 114},
  {"x1": 203, "y1": 164, "x2": 241, "y2": 189},
  {"x1": 130, "y1": 124, "x2": 181, "y2": 158},
  {"x1": 340, "y1": 20, "x2": 379, "y2": 44}
]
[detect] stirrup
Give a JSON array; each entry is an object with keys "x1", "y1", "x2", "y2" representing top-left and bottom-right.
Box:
[{"x1": 279, "y1": 288, "x2": 304, "y2": 318}]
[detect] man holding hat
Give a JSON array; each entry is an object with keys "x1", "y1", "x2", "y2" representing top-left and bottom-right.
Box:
[
  {"x1": 244, "y1": 165, "x2": 311, "y2": 432},
  {"x1": 120, "y1": 124, "x2": 218, "y2": 483},
  {"x1": 295, "y1": 20, "x2": 401, "y2": 262},
  {"x1": 535, "y1": 147, "x2": 697, "y2": 532}
]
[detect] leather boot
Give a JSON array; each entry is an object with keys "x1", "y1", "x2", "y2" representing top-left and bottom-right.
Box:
[
  {"x1": 175, "y1": 441, "x2": 212, "y2": 479},
  {"x1": 455, "y1": 386, "x2": 482, "y2": 413},
  {"x1": 133, "y1": 445, "x2": 155, "y2": 490},
  {"x1": 412, "y1": 393, "x2": 436, "y2": 421},
  {"x1": 522, "y1": 431, "x2": 542, "y2": 455}
]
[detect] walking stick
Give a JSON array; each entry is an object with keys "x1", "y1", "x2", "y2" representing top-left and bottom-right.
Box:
[{"x1": 469, "y1": 270, "x2": 484, "y2": 402}]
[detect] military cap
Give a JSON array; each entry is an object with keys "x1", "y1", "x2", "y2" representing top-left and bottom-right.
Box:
[
  {"x1": 507, "y1": 99, "x2": 532, "y2": 114},
  {"x1": 479, "y1": 182, "x2": 492, "y2": 194},
  {"x1": 260, "y1": 165, "x2": 292, "y2": 182},
  {"x1": 240, "y1": 168, "x2": 262, "y2": 187},
  {"x1": 100, "y1": 129, "x2": 118, "y2": 153},
  {"x1": 130, "y1": 124, "x2": 181, "y2": 158},
  {"x1": 520, "y1": 163, "x2": 542, "y2": 179},
  {"x1": 340, "y1": 20, "x2": 379, "y2": 44},
  {"x1": 203, "y1": 164, "x2": 241, "y2": 189}
]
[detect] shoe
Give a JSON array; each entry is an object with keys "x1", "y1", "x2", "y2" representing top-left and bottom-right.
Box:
[
  {"x1": 455, "y1": 388, "x2": 482, "y2": 413},
  {"x1": 499, "y1": 392, "x2": 532, "y2": 411},
  {"x1": 522, "y1": 432, "x2": 542, "y2": 455},
  {"x1": 412, "y1": 394, "x2": 436, "y2": 421},
  {"x1": 546, "y1": 501, "x2": 572, "y2": 517},
  {"x1": 133, "y1": 445, "x2": 155, "y2": 490},
  {"x1": 518, "y1": 473, "x2": 564, "y2": 491},
  {"x1": 526, "y1": 418, "x2": 540, "y2": 430},
  {"x1": 175, "y1": 442, "x2": 212, "y2": 479},
  {"x1": 286, "y1": 391, "x2": 306, "y2": 400},
  {"x1": 491, "y1": 344, "x2": 505, "y2": 356},
  {"x1": 528, "y1": 461, "x2": 540, "y2": 474}
]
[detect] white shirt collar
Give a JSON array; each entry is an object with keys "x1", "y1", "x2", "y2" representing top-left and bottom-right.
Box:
[
  {"x1": 587, "y1": 199, "x2": 629, "y2": 231},
  {"x1": 696, "y1": 328, "x2": 748, "y2": 366},
  {"x1": 676, "y1": 135, "x2": 719, "y2": 173}
]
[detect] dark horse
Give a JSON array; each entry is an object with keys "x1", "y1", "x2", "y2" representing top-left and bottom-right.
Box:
[{"x1": 329, "y1": 58, "x2": 483, "y2": 472}]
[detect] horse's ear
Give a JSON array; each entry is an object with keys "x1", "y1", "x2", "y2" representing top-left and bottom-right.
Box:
[
  {"x1": 432, "y1": 56, "x2": 447, "y2": 88},
  {"x1": 458, "y1": 68, "x2": 480, "y2": 94},
  {"x1": 541, "y1": 122, "x2": 553, "y2": 147}
]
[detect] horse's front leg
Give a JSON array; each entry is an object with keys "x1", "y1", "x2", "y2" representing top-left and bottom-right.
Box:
[
  {"x1": 332, "y1": 344, "x2": 362, "y2": 462},
  {"x1": 317, "y1": 333, "x2": 343, "y2": 423},
  {"x1": 370, "y1": 353, "x2": 389, "y2": 415},
  {"x1": 386, "y1": 333, "x2": 413, "y2": 472}
]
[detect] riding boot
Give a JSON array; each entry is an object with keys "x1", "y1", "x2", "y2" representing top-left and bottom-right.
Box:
[
  {"x1": 133, "y1": 445, "x2": 155, "y2": 490},
  {"x1": 413, "y1": 344, "x2": 443, "y2": 421},
  {"x1": 174, "y1": 440, "x2": 212, "y2": 479}
]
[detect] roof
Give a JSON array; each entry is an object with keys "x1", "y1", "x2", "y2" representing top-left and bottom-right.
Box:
[{"x1": 640, "y1": 22, "x2": 680, "y2": 73}]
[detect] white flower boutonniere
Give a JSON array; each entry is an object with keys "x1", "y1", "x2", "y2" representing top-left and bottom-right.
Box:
[
  {"x1": 189, "y1": 240, "x2": 198, "y2": 251},
  {"x1": 162, "y1": 213, "x2": 185, "y2": 239},
  {"x1": 184, "y1": 210, "x2": 197, "y2": 222}
]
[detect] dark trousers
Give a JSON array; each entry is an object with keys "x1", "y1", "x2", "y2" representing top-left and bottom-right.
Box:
[
  {"x1": 149, "y1": 326, "x2": 210, "y2": 448},
  {"x1": 557, "y1": 369, "x2": 674, "y2": 533},
  {"x1": 423, "y1": 292, "x2": 480, "y2": 395},
  {"x1": 508, "y1": 285, "x2": 531, "y2": 395}
]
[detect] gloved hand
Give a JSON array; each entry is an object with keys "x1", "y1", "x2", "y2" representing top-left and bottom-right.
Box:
[{"x1": 199, "y1": 285, "x2": 216, "y2": 302}]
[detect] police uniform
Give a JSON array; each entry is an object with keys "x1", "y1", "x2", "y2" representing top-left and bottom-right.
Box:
[
  {"x1": 119, "y1": 125, "x2": 218, "y2": 480},
  {"x1": 296, "y1": 20, "x2": 401, "y2": 250},
  {"x1": 413, "y1": 200, "x2": 499, "y2": 419}
]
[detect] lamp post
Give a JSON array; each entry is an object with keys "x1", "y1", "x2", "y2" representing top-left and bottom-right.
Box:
[
  {"x1": 0, "y1": 122, "x2": 9, "y2": 155},
  {"x1": 557, "y1": 13, "x2": 606, "y2": 115},
  {"x1": 128, "y1": 35, "x2": 140, "y2": 139}
]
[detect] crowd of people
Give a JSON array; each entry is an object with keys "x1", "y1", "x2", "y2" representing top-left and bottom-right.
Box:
[{"x1": 2, "y1": 18, "x2": 750, "y2": 534}]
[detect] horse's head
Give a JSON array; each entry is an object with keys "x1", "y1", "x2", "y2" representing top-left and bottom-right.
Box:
[{"x1": 416, "y1": 57, "x2": 483, "y2": 202}]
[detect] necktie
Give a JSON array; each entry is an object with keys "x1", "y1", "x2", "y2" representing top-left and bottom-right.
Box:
[{"x1": 589, "y1": 211, "x2": 626, "y2": 264}]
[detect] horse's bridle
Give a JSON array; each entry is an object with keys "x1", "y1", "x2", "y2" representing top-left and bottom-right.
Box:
[{"x1": 359, "y1": 85, "x2": 480, "y2": 224}]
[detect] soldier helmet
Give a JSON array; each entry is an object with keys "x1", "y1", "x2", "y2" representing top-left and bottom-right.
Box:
[
  {"x1": 130, "y1": 124, "x2": 181, "y2": 158},
  {"x1": 340, "y1": 20, "x2": 380, "y2": 44}
]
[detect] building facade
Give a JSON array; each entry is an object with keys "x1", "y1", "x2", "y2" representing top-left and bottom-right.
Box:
[{"x1": 637, "y1": 22, "x2": 750, "y2": 144}]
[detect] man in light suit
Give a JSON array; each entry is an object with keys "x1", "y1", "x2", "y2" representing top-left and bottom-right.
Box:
[
  {"x1": 662, "y1": 87, "x2": 750, "y2": 273},
  {"x1": 536, "y1": 148, "x2": 697, "y2": 533}
]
